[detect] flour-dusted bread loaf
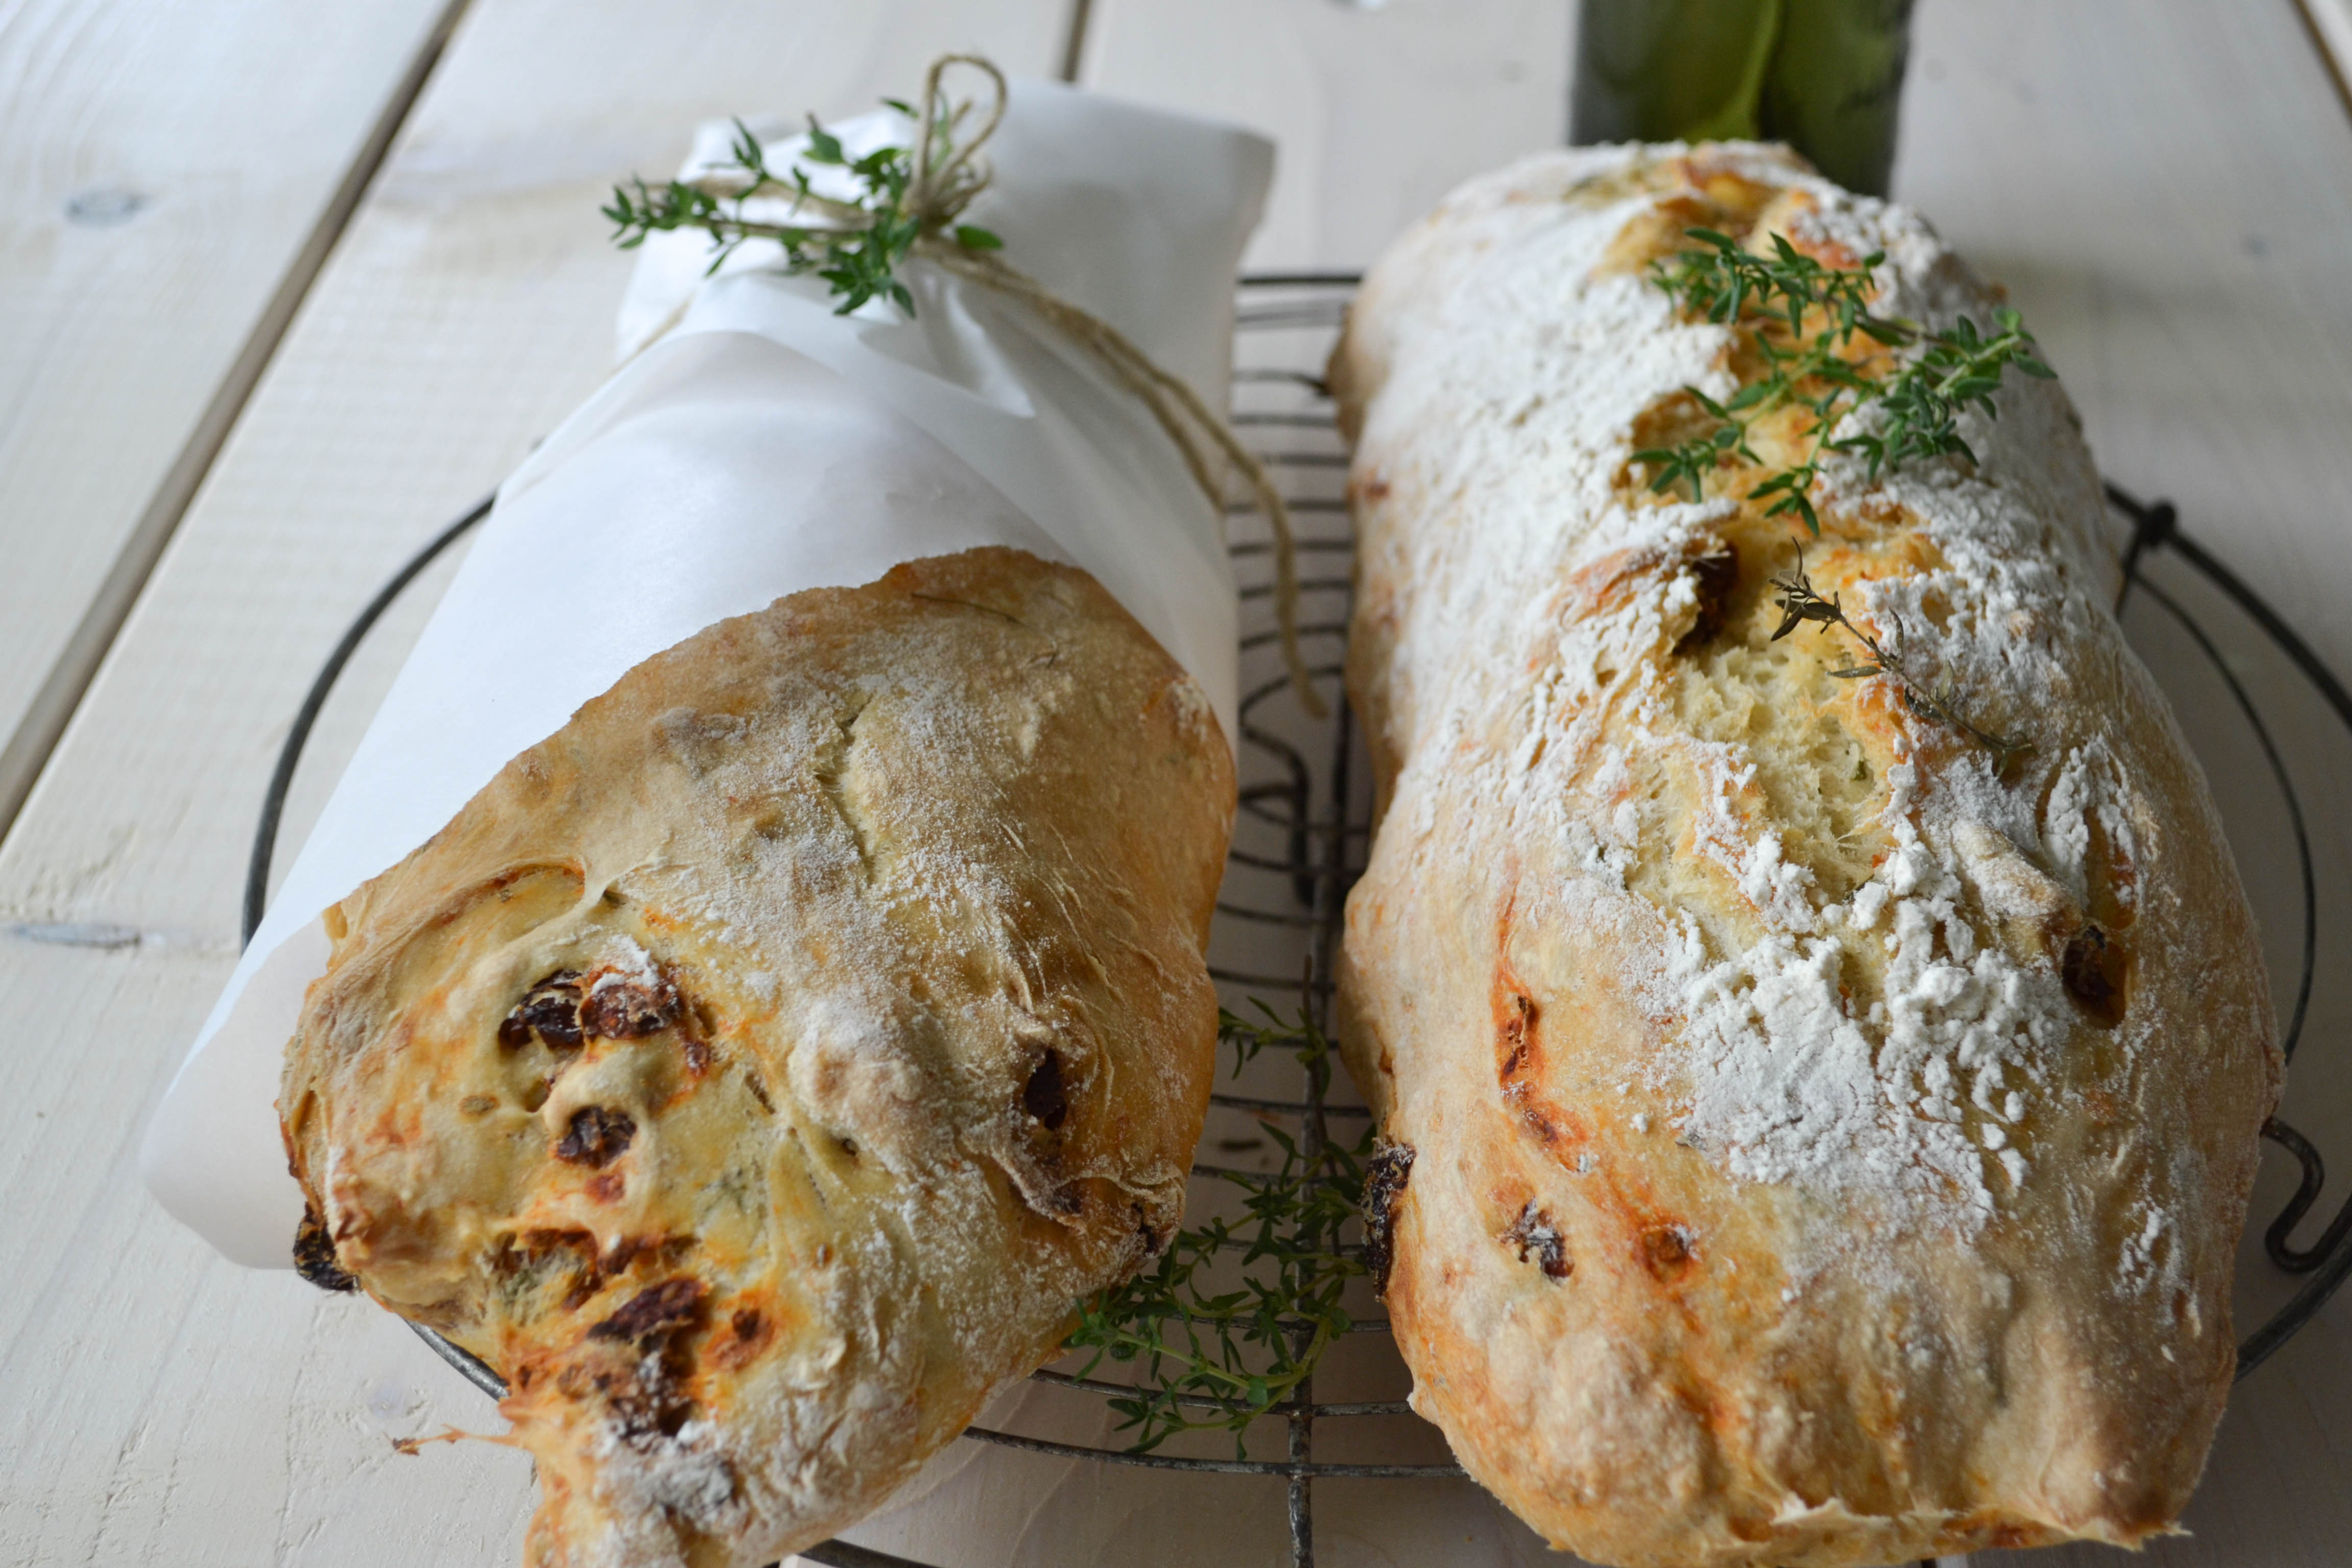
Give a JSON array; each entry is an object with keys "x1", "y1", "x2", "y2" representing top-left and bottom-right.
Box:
[
  {"x1": 1330, "y1": 144, "x2": 2278, "y2": 1566},
  {"x1": 280, "y1": 546, "x2": 1232, "y2": 1567}
]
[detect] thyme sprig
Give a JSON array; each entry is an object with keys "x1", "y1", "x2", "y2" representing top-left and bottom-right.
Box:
[
  {"x1": 1634, "y1": 227, "x2": 2054, "y2": 534},
  {"x1": 1063, "y1": 1006, "x2": 1374, "y2": 1457},
  {"x1": 1771, "y1": 546, "x2": 2029, "y2": 756},
  {"x1": 602, "y1": 102, "x2": 1002, "y2": 314},
  {"x1": 1653, "y1": 228, "x2": 1900, "y2": 347}
]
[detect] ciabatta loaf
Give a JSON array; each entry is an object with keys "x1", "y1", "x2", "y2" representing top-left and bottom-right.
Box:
[
  {"x1": 1331, "y1": 143, "x2": 2277, "y2": 1566},
  {"x1": 281, "y1": 547, "x2": 1232, "y2": 1567}
]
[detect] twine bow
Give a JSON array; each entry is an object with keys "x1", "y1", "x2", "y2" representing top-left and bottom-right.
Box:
[{"x1": 644, "y1": 55, "x2": 1322, "y2": 718}]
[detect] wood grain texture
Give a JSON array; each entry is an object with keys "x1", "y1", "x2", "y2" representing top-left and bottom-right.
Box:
[
  {"x1": 0, "y1": 4, "x2": 1071, "y2": 1564},
  {"x1": 1079, "y1": 0, "x2": 1573, "y2": 271},
  {"x1": 0, "y1": 0, "x2": 462, "y2": 830}
]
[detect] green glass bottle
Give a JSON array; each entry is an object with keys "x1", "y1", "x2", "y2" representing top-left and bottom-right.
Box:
[{"x1": 1571, "y1": 0, "x2": 1916, "y2": 197}]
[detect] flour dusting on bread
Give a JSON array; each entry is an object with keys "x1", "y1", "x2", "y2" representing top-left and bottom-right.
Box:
[
  {"x1": 282, "y1": 548, "x2": 1233, "y2": 1567},
  {"x1": 1334, "y1": 142, "x2": 2276, "y2": 1565}
]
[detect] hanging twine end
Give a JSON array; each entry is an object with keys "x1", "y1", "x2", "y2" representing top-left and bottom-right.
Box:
[{"x1": 1290, "y1": 652, "x2": 1331, "y2": 721}]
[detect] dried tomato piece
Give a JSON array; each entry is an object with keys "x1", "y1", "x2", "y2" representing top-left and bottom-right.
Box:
[
  {"x1": 580, "y1": 975, "x2": 679, "y2": 1040},
  {"x1": 1022, "y1": 1049, "x2": 1068, "y2": 1130},
  {"x1": 293, "y1": 1202, "x2": 357, "y2": 1293},
  {"x1": 500, "y1": 972, "x2": 584, "y2": 1051},
  {"x1": 2063, "y1": 922, "x2": 2128, "y2": 1027},
  {"x1": 1640, "y1": 1222, "x2": 1697, "y2": 1280},
  {"x1": 1362, "y1": 1141, "x2": 1416, "y2": 1297},
  {"x1": 589, "y1": 1277, "x2": 705, "y2": 1344},
  {"x1": 1505, "y1": 1200, "x2": 1573, "y2": 1280},
  {"x1": 1671, "y1": 544, "x2": 1740, "y2": 655},
  {"x1": 556, "y1": 1106, "x2": 637, "y2": 1167}
]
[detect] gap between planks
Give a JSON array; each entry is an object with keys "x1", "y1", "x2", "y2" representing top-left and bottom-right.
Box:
[
  {"x1": 1058, "y1": 0, "x2": 1093, "y2": 82},
  {"x1": 0, "y1": 0, "x2": 476, "y2": 849}
]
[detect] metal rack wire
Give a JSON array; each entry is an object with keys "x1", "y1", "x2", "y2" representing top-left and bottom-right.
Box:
[
  {"x1": 247, "y1": 275, "x2": 2352, "y2": 1568},
  {"x1": 2101, "y1": 484, "x2": 2352, "y2": 1379}
]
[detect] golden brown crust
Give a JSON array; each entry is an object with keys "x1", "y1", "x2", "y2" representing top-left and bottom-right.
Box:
[
  {"x1": 1331, "y1": 144, "x2": 2278, "y2": 1566},
  {"x1": 281, "y1": 546, "x2": 1233, "y2": 1567}
]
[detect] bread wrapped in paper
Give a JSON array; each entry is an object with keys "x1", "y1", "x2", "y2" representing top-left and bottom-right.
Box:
[
  {"x1": 143, "y1": 78, "x2": 1271, "y2": 1568},
  {"x1": 1331, "y1": 142, "x2": 2277, "y2": 1566}
]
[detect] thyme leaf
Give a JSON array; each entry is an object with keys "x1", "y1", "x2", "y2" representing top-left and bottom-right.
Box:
[
  {"x1": 1062, "y1": 1004, "x2": 1374, "y2": 1457},
  {"x1": 1631, "y1": 388, "x2": 1759, "y2": 503},
  {"x1": 1642, "y1": 228, "x2": 2051, "y2": 533},
  {"x1": 1832, "y1": 306, "x2": 2057, "y2": 480}
]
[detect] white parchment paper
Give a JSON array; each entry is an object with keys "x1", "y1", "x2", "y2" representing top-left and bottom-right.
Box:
[{"x1": 142, "y1": 77, "x2": 1273, "y2": 1268}]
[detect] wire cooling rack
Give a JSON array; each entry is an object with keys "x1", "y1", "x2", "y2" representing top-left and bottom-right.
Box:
[{"x1": 247, "y1": 275, "x2": 2352, "y2": 1568}]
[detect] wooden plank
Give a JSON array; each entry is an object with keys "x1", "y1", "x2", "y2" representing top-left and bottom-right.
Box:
[
  {"x1": 1077, "y1": 0, "x2": 1574, "y2": 271},
  {"x1": 0, "y1": 4, "x2": 1071, "y2": 1564},
  {"x1": 1891, "y1": 4, "x2": 2352, "y2": 1560},
  {"x1": 0, "y1": 0, "x2": 465, "y2": 833}
]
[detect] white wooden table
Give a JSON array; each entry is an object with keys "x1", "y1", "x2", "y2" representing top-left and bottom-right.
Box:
[{"x1": 6, "y1": 1, "x2": 2352, "y2": 1562}]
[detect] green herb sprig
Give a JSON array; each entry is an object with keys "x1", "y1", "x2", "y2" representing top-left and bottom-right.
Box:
[
  {"x1": 1653, "y1": 228, "x2": 1898, "y2": 348},
  {"x1": 1634, "y1": 228, "x2": 2054, "y2": 534},
  {"x1": 602, "y1": 103, "x2": 1001, "y2": 315},
  {"x1": 1062, "y1": 1006, "x2": 1373, "y2": 1457},
  {"x1": 1771, "y1": 546, "x2": 2029, "y2": 756}
]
